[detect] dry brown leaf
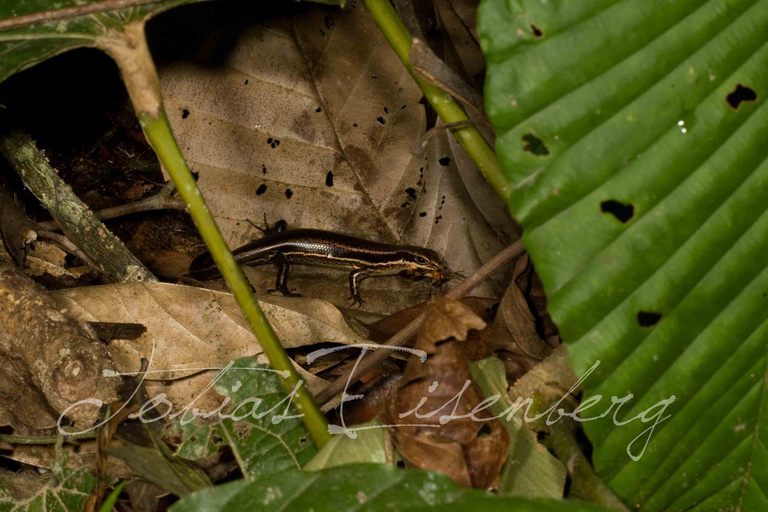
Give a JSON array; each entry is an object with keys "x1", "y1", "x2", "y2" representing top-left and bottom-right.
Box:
[
  {"x1": 385, "y1": 299, "x2": 508, "y2": 489},
  {"x1": 52, "y1": 282, "x2": 364, "y2": 409},
  {"x1": 157, "y1": 3, "x2": 511, "y2": 311},
  {"x1": 403, "y1": 131, "x2": 511, "y2": 297}
]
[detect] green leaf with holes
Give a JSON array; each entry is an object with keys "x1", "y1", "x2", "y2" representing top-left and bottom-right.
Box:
[{"x1": 479, "y1": 0, "x2": 768, "y2": 510}]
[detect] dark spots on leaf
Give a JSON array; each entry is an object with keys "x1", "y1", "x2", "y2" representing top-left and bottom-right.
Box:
[
  {"x1": 600, "y1": 200, "x2": 634, "y2": 223},
  {"x1": 262, "y1": 164, "x2": 267, "y2": 174},
  {"x1": 531, "y1": 24, "x2": 543, "y2": 37},
  {"x1": 419, "y1": 211, "x2": 427, "y2": 217},
  {"x1": 244, "y1": 79, "x2": 249, "y2": 85},
  {"x1": 726, "y1": 84, "x2": 757, "y2": 110},
  {"x1": 325, "y1": 171, "x2": 334, "y2": 187},
  {"x1": 371, "y1": 74, "x2": 378, "y2": 79},
  {"x1": 255, "y1": 184, "x2": 267, "y2": 195},
  {"x1": 376, "y1": 116, "x2": 386, "y2": 125},
  {"x1": 522, "y1": 133, "x2": 549, "y2": 156},
  {"x1": 384, "y1": 106, "x2": 389, "y2": 114},
  {"x1": 438, "y1": 156, "x2": 451, "y2": 167},
  {"x1": 285, "y1": 188, "x2": 293, "y2": 199},
  {"x1": 352, "y1": 123, "x2": 358, "y2": 127},
  {"x1": 181, "y1": 108, "x2": 190, "y2": 119},
  {"x1": 637, "y1": 311, "x2": 662, "y2": 327},
  {"x1": 435, "y1": 215, "x2": 442, "y2": 224},
  {"x1": 405, "y1": 187, "x2": 417, "y2": 199},
  {"x1": 401, "y1": 104, "x2": 407, "y2": 110},
  {"x1": 315, "y1": 106, "x2": 322, "y2": 113},
  {"x1": 267, "y1": 137, "x2": 280, "y2": 148}
]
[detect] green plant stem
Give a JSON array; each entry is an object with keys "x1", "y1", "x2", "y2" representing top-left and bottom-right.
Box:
[
  {"x1": 363, "y1": 0, "x2": 510, "y2": 201},
  {"x1": 139, "y1": 112, "x2": 331, "y2": 448},
  {"x1": 0, "y1": 432, "x2": 96, "y2": 444},
  {"x1": 98, "y1": 22, "x2": 330, "y2": 448}
]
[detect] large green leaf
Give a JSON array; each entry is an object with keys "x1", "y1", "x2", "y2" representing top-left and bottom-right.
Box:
[
  {"x1": 0, "y1": 0, "x2": 202, "y2": 84},
  {"x1": 480, "y1": 0, "x2": 768, "y2": 510},
  {"x1": 170, "y1": 464, "x2": 611, "y2": 512}
]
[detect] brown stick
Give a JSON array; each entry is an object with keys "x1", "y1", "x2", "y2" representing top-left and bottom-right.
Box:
[
  {"x1": 316, "y1": 239, "x2": 525, "y2": 405},
  {"x1": 0, "y1": 131, "x2": 156, "y2": 282},
  {"x1": 36, "y1": 181, "x2": 184, "y2": 231}
]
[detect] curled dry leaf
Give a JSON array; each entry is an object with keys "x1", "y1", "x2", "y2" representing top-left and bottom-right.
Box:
[
  {"x1": 490, "y1": 255, "x2": 557, "y2": 381},
  {"x1": 53, "y1": 282, "x2": 365, "y2": 410},
  {"x1": 0, "y1": 261, "x2": 120, "y2": 432},
  {"x1": 385, "y1": 299, "x2": 508, "y2": 489}
]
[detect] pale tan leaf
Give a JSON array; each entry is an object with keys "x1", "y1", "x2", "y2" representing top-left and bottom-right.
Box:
[{"x1": 52, "y1": 282, "x2": 364, "y2": 406}]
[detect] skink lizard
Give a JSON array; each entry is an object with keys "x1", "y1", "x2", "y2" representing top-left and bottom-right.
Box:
[{"x1": 189, "y1": 222, "x2": 451, "y2": 304}]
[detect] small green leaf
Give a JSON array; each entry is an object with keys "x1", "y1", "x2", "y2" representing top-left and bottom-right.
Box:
[
  {"x1": 304, "y1": 422, "x2": 388, "y2": 470},
  {"x1": 98, "y1": 481, "x2": 126, "y2": 512},
  {"x1": 106, "y1": 442, "x2": 211, "y2": 497}
]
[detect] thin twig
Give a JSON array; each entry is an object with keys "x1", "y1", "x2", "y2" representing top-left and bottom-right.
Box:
[
  {"x1": 36, "y1": 181, "x2": 184, "y2": 231},
  {"x1": 316, "y1": 239, "x2": 525, "y2": 405},
  {"x1": 36, "y1": 229, "x2": 100, "y2": 270}
]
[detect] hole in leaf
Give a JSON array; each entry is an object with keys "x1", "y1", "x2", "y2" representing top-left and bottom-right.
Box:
[
  {"x1": 600, "y1": 200, "x2": 634, "y2": 223},
  {"x1": 637, "y1": 311, "x2": 662, "y2": 327},
  {"x1": 726, "y1": 84, "x2": 757, "y2": 110},
  {"x1": 522, "y1": 133, "x2": 549, "y2": 156},
  {"x1": 477, "y1": 424, "x2": 493, "y2": 437},
  {"x1": 531, "y1": 24, "x2": 543, "y2": 37}
]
